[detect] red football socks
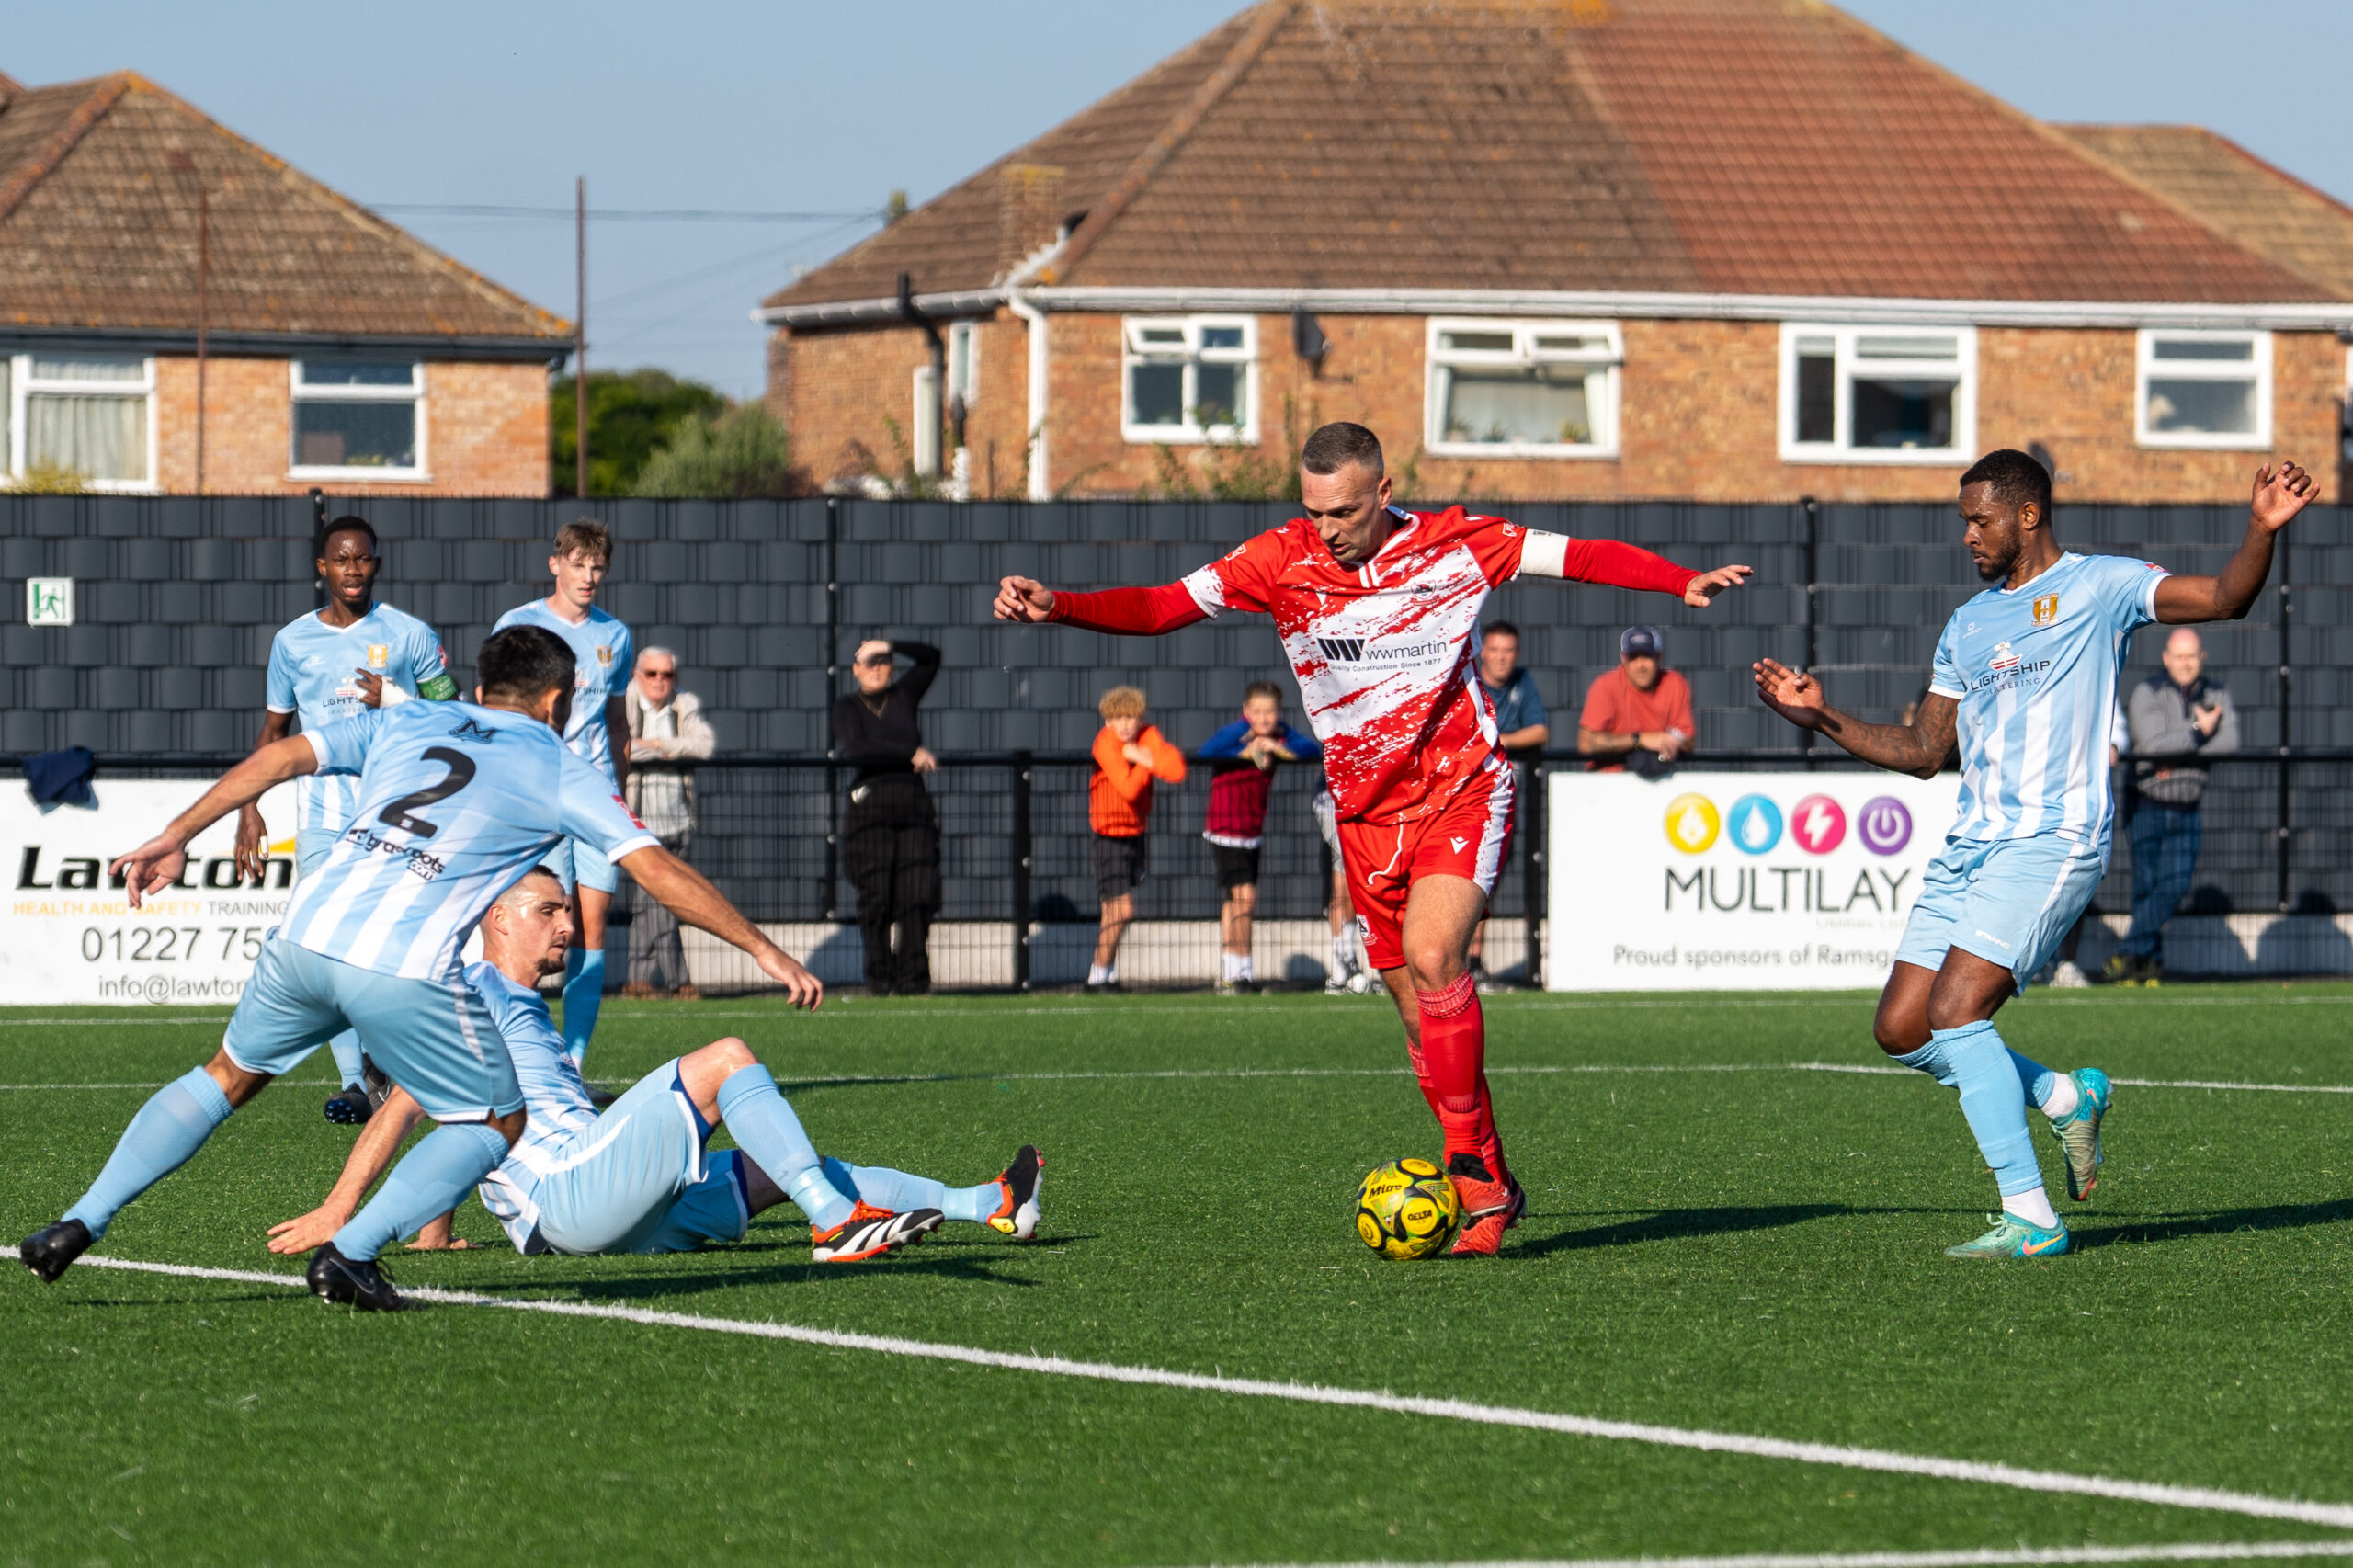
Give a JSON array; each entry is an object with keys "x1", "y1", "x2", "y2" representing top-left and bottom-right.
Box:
[{"x1": 1415, "y1": 972, "x2": 1507, "y2": 1180}]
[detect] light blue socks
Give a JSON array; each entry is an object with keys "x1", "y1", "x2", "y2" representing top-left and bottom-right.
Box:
[
  {"x1": 818, "y1": 1155, "x2": 1001, "y2": 1224},
  {"x1": 326, "y1": 1028, "x2": 366, "y2": 1090},
  {"x1": 562, "y1": 947, "x2": 606, "y2": 1067},
  {"x1": 64, "y1": 1067, "x2": 233, "y2": 1240},
  {"x1": 330, "y1": 1121, "x2": 510, "y2": 1262},
  {"x1": 2010, "y1": 1049, "x2": 2063, "y2": 1111},
  {"x1": 1899, "y1": 1020, "x2": 2043, "y2": 1198},
  {"x1": 717, "y1": 1065, "x2": 851, "y2": 1231}
]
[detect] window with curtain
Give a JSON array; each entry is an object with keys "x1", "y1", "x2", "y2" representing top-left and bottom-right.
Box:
[
  {"x1": 15, "y1": 355, "x2": 153, "y2": 485},
  {"x1": 1425, "y1": 320, "x2": 1621, "y2": 457},
  {"x1": 1779, "y1": 325, "x2": 1976, "y2": 464},
  {"x1": 2137, "y1": 330, "x2": 2270, "y2": 449},
  {"x1": 290, "y1": 360, "x2": 425, "y2": 474}
]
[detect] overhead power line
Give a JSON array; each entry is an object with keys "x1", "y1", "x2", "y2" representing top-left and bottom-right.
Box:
[{"x1": 370, "y1": 202, "x2": 883, "y2": 223}]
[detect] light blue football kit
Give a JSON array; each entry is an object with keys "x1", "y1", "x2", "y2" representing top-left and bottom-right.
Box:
[
  {"x1": 467, "y1": 962, "x2": 1006, "y2": 1255},
  {"x1": 265, "y1": 603, "x2": 454, "y2": 1085},
  {"x1": 1889, "y1": 550, "x2": 2163, "y2": 1233},
  {"x1": 493, "y1": 597, "x2": 633, "y2": 1062},
  {"x1": 63, "y1": 700, "x2": 658, "y2": 1264}
]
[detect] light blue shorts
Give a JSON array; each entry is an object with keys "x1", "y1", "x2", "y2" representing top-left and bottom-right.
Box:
[
  {"x1": 633, "y1": 1152, "x2": 754, "y2": 1255},
  {"x1": 543, "y1": 836, "x2": 620, "y2": 896},
  {"x1": 222, "y1": 938, "x2": 521, "y2": 1119},
  {"x1": 1894, "y1": 834, "x2": 2109, "y2": 993},
  {"x1": 532, "y1": 1059, "x2": 711, "y2": 1255}
]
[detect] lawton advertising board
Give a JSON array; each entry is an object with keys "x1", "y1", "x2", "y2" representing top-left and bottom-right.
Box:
[
  {"x1": 1546, "y1": 769, "x2": 1963, "y2": 991},
  {"x1": 3, "y1": 780, "x2": 298, "y2": 1006}
]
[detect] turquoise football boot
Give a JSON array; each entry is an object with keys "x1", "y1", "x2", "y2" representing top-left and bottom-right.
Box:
[
  {"x1": 2048, "y1": 1067, "x2": 2112, "y2": 1202},
  {"x1": 1946, "y1": 1214, "x2": 2070, "y2": 1260}
]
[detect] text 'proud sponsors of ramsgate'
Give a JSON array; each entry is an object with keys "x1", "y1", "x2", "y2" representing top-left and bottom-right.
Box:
[
  {"x1": 2, "y1": 780, "x2": 298, "y2": 1006},
  {"x1": 1546, "y1": 769, "x2": 1961, "y2": 991}
]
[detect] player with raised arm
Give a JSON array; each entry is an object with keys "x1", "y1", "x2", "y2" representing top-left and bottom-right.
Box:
[
  {"x1": 1755, "y1": 449, "x2": 2316, "y2": 1259},
  {"x1": 19, "y1": 626, "x2": 821, "y2": 1311},
  {"x1": 995, "y1": 422, "x2": 1750, "y2": 1255},
  {"x1": 233, "y1": 515, "x2": 457, "y2": 1124},
  {"x1": 494, "y1": 519, "x2": 632, "y2": 1067},
  {"x1": 266, "y1": 867, "x2": 1040, "y2": 1265}
]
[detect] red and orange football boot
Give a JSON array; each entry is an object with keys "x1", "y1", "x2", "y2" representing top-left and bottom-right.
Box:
[
  {"x1": 811, "y1": 1202, "x2": 942, "y2": 1263},
  {"x1": 1445, "y1": 1153, "x2": 1526, "y2": 1256}
]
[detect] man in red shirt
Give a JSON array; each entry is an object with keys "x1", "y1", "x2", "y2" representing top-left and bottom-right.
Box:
[
  {"x1": 995, "y1": 422, "x2": 1749, "y2": 1254},
  {"x1": 1578, "y1": 624, "x2": 1696, "y2": 773}
]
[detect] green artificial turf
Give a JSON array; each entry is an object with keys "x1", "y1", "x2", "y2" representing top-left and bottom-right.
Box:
[{"x1": 5, "y1": 985, "x2": 2353, "y2": 1566}]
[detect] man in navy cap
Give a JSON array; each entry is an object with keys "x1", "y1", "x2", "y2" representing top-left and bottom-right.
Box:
[{"x1": 1577, "y1": 624, "x2": 1694, "y2": 773}]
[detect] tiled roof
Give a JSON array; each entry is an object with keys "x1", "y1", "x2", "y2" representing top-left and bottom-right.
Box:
[
  {"x1": 0, "y1": 72, "x2": 570, "y2": 346},
  {"x1": 2057, "y1": 123, "x2": 2353, "y2": 300},
  {"x1": 770, "y1": 0, "x2": 2342, "y2": 311}
]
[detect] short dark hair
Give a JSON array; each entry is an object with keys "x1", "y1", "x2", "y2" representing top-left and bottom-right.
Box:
[
  {"x1": 1301, "y1": 421, "x2": 1383, "y2": 477},
  {"x1": 1961, "y1": 448, "x2": 2053, "y2": 517},
  {"x1": 318, "y1": 515, "x2": 377, "y2": 554},
  {"x1": 1483, "y1": 620, "x2": 1520, "y2": 643},
  {"x1": 477, "y1": 625, "x2": 575, "y2": 705},
  {"x1": 1243, "y1": 680, "x2": 1284, "y2": 706}
]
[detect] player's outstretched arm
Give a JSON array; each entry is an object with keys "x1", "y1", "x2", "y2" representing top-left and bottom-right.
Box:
[
  {"x1": 621, "y1": 845, "x2": 823, "y2": 1009},
  {"x1": 1681, "y1": 564, "x2": 1754, "y2": 608},
  {"x1": 114, "y1": 733, "x2": 322, "y2": 908},
  {"x1": 994, "y1": 574, "x2": 1209, "y2": 635},
  {"x1": 2154, "y1": 460, "x2": 2317, "y2": 624},
  {"x1": 233, "y1": 710, "x2": 298, "y2": 883},
  {"x1": 266, "y1": 1086, "x2": 427, "y2": 1253},
  {"x1": 1521, "y1": 534, "x2": 1751, "y2": 607},
  {"x1": 1754, "y1": 659, "x2": 1956, "y2": 779}
]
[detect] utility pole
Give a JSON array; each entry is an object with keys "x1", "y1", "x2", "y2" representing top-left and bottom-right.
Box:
[
  {"x1": 574, "y1": 175, "x2": 588, "y2": 499},
  {"x1": 195, "y1": 181, "x2": 209, "y2": 495}
]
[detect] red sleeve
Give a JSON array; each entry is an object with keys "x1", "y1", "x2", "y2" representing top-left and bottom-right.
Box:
[
  {"x1": 1458, "y1": 512, "x2": 1528, "y2": 587},
  {"x1": 1561, "y1": 538, "x2": 1699, "y2": 597},
  {"x1": 1579, "y1": 673, "x2": 1620, "y2": 733},
  {"x1": 1047, "y1": 582, "x2": 1208, "y2": 636}
]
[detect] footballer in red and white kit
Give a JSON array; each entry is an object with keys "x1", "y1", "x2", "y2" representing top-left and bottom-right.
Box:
[{"x1": 995, "y1": 423, "x2": 1750, "y2": 1255}]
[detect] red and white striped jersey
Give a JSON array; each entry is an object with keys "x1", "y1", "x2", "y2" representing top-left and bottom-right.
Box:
[{"x1": 1179, "y1": 506, "x2": 1530, "y2": 825}]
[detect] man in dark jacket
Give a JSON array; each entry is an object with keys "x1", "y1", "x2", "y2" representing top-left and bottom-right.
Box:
[
  {"x1": 831, "y1": 639, "x2": 941, "y2": 994},
  {"x1": 2111, "y1": 627, "x2": 2237, "y2": 983}
]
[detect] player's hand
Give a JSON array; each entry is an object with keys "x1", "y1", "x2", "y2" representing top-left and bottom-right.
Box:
[
  {"x1": 994, "y1": 575, "x2": 1056, "y2": 622},
  {"x1": 267, "y1": 1202, "x2": 351, "y2": 1255},
  {"x1": 233, "y1": 803, "x2": 270, "y2": 885},
  {"x1": 1684, "y1": 564, "x2": 1753, "y2": 608},
  {"x1": 109, "y1": 834, "x2": 188, "y2": 909},
  {"x1": 1753, "y1": 659, "x2": 1826, "y2": 731},
  {"x1": 757, "y1": 947, "x2": 824, "y2": 1010},
  {"x1": 2250, "y1": 461, "x2": 2316, "y2": 533},
  {"x1": 354, "y1": 670, "x2": 387, "y2": 708},
  {"x1": 910, "y1": 745, "x2": 939, "y2": 775}
]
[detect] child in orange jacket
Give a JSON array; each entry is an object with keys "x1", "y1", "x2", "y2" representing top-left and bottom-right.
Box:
[{"x1": 1088, "y1": 686, "x2": 1186, "y2": 991}]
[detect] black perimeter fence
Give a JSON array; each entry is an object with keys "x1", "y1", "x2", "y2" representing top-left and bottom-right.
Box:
[{"x1": 11, "y1": 491, "x2": 2353, "y2": 985}]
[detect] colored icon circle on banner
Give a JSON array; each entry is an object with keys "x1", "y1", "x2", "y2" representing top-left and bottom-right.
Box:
[
  {"x1": 1663, "y1": 793, "x2": 1721, "y2": 854},
  {"x1": 1857, "y1": 796, "x2": 1914, "y2": 856},
  {"x1": 1724, "y1": 794, "x2": 1783, "y2": 856},
  {"x1": 1789, "y1": 793, "x2": 1847, "y2": 855}
]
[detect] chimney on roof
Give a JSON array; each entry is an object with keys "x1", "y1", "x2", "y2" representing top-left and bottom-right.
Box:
[{"x1": 997, "y1": 163, "x2": 1066, "y2": 277}]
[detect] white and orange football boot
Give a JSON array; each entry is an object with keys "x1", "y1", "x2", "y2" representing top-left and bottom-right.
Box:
[
  {"x1": 983, "y1": 1145, "x2": 1045, "y2": 1240},
  {"x1": 1446, "y1": 1154, "x2": 1526, "y2": 1257},
  {"x1": 811, "y1": 1202, "x2": 942, "y2": 1263}
]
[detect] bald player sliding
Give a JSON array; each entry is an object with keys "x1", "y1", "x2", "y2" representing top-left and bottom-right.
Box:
[{"x1": 995, "y1": 421, "x2": 1749, "y2": 1255}]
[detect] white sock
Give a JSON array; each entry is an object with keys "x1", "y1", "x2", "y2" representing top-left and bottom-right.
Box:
[
  {"x1": 1331, "y1": 932, "x2": 1356, "y2": 974},
  {"x1": 2039, "y1": 1073, "x2": 2081, "y2": 1119},
  {"x1": 1087, "y1": 963, "x2": 1110, "y2": 985},
  {"x1": 1105, "y1": 965, "x2": 1118, "y2": 984},
  {"x1": 1226, "y1": 952, "x2": 1255, "y2": 983},
  {"x1": 2002, "y1": 1187, "x2": 2060, "y2": 1229}
]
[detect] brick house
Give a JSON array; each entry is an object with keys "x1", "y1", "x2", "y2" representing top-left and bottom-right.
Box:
[
  {"x1": 761, "y1": 0, "x2": 2353, "y2": 505},
  {"x1": 0, "y1": 69, "x2": 569, "y2": 497}
]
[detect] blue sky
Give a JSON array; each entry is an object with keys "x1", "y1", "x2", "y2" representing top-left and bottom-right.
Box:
[{"x1": 10, "y1": 3, "x2": 2349, "y2": 397}]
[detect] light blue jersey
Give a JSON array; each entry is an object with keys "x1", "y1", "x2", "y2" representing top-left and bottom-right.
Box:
[
  {"x1": 492, "y1": 599, "x2": 632, "y2": 782},
  {"x1": 468, "y1": 962, "x2": 604, "y2": 1249},
  {"x1": 266, "y1": 604, "x2": 453, "y2": 833},
  {"x1": 1929, "y1": 551, "x2": 2166, "y2": 848},
  {"x1": 280, "y1": 702, "x2": 657, "y2": 981}
]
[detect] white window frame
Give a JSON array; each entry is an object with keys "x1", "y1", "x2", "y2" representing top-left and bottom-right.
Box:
[
  {"x1": 1424, "y1": 317, "x2": 1621, "y2": 460},
  {"x1": 1120, "y1": 315, "x2": 1257, "y2": 444},
  {"x1": 6, "y1": 352, "x2": 160, "y2": 494},
  {"x1": 2136, "y1": 328, "x2": 2271, "y2": 450},
  {"x1": 947, "y1": 321, "x2": 979, "y2": 410},
  {"x1": 1779, "y1": 324, "x2": 1976, "y2": 466},
  {"x1": 287, "y1": 359, "x2": 430, "y2": 482}
]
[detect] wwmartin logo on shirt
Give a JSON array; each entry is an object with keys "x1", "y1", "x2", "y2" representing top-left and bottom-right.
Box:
[{"x1": 1313, "y1": 636, "x2": 1451, "y2": 665}]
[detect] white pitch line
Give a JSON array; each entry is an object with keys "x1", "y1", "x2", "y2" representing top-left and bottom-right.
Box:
[
  {"x1": 1173, "y1": 1544, "x2": 2353, "y2": 1568},
  {"x1": 57, "y1": 1254, "x2": 2353, "y2": 1531}
]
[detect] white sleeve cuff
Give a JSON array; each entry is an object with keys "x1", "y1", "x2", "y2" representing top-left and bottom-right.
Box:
[
  {"x1": 2140, "y1": 569, "x2": 2169, "y2": 620},
  {"x1": 605, "y1": 833, "x2": 661, "y2": 864},
  {"x1": 1927, "y1": 682, "x2": 1967, "y2": 700},
  {"x1": 1180, "y1": 565, "x2": 1227, "y2": 619},
  {"x1": 1518, "y1": 530, "x2": 1570, "y2": 579},
  {"x1": 301, "y1": 731, "x2": 331, "y2": 769}
]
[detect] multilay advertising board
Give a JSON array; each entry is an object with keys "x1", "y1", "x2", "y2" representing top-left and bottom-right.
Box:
[{"x1": 1546, "y1": 769, "x2": 1964, "y2": 991}]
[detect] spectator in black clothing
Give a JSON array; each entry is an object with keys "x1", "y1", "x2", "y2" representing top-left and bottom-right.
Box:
[{"x1": 832, "y1": 639, "x2": 943, "y2": 994}]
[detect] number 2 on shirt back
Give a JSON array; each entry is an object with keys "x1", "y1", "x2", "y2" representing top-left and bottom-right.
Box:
[{"x1": 376, "y1": 746, "x2": 479, "y2": 839}]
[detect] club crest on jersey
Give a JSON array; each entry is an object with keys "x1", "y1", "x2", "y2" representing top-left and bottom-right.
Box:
[
  {"x1": 2031, "y1": 593, "x2": 2060, "y2": 627},
  {"x1": 1316, "y1": 636, "x2": 1366, "y2": 663},
  {"x1": 367, "y1": 644, "x2": 389, "y2": 669},
  {"x1": 448, "y1": 717, "x2": 502, "y2": 744},
  {"x1": 596, "y1": 644, "x2": 613, "y2": 666},
  {"x1": 1988, "y1": 641, "x2": 2021, "y2": 673}
]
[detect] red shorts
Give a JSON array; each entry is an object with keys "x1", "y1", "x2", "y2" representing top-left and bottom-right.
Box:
[{"x1": 1335, "y1": 761, "x2": 1515, "y2": 973}]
